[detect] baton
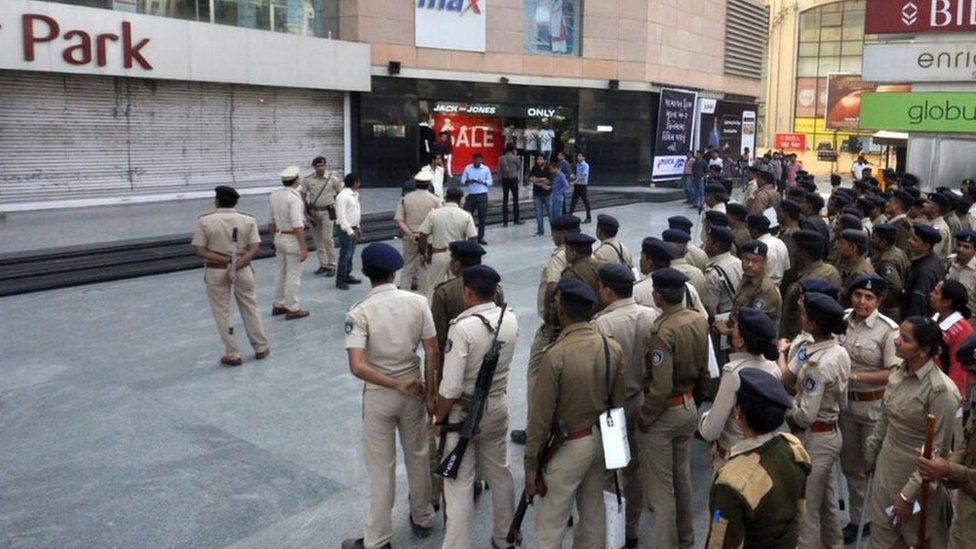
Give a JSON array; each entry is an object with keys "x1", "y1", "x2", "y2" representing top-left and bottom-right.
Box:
[
  {"x1": 916, "y1": 413, "x2": 936, "y2": 549},
  {"x1": 229, "y1": 228, "x2": 238, "y2": 335},
  {"x1": 854, "y1": 474, "x2": 873, "y2": 549}
]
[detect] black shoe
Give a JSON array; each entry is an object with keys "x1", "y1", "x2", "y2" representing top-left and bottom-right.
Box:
[
  {"x1": 583, "y1": 217, "x2": 592, "y2": 224},
  {"x1": 491, "y1": 540, "x2": 515, "y2": 549},
  {"x1": 515, "y1": 221, "x2": 525, "y2": 225},
  {"x1": 535, "y1": 231, "x2": 544, "y2": 236},
  {"x1": 843, "y1": 522, "x2": 870, "y2": 543},
  {"x1": 341, "y1": 539, "x2": 390, "y2": 549},
  {"x1": 625, "y1": 537, "x2": 638, "y2": 548},
  {"x1": 314, "y1": 266, "x2": 329, "y2": 275},
  {"x1": 478, "y1": 239, "x2": 488, "y2": 245},
  {"x1": 345, "y1": 277, "x2": 362, "y2": 284},
  {"x1": 409, "y1": 514, "x2": 431, "y2": 538},
  {"x1": 510, "y1": 430, "x2": 526, "y2": 444},
  {"x1": 336, "y1": 281, "x2": 349, "y2": 290},
  {"x1": 325, "y1": 268, "x2": 336, "y2": 278},
  {"x1": 502, "y1": 222, "x2": 509, "y2": 227}
]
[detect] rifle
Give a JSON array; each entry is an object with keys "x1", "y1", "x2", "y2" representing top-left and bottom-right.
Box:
[
  {"x1": 506, "y1": 419, "x2": 570, "y2": 545},
  {"x1": 916, "y1": 413, "x2": 936, "y2": 549},
  {"x1": 228, "y1": 228, "x2": 238, "y2": 336},
  {"x1": 435, "y1": 304, "x2": 508, "y2": 479}
]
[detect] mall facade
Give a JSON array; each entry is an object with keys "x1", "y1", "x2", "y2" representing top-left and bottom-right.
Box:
[{"x1": 0, "y1": 0, "x2": 767, "y2": 209}]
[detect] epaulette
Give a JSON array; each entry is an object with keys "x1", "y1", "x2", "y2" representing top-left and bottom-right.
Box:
[
  {"x1": 877, "y1": 313, "x2": 899, "y2": 329},
  {"x1": 929, "y1": 367, "x2": 948, "y2": 393},
  {"x1": 780, "y1": 433, "x2": 812, "y2": 467},
  {"x1": 198, "y1": 211, "x2": 217, "y2": 219},
  {"x1": 434, "y1": 278, "x2": 455, "y2": 291},
  {"x1": 714, "y1": 453, "x2": 772, "y2": 511}
]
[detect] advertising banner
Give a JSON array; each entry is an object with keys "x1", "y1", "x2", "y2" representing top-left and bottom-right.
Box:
[
  {"x1": 416, "y1": 0, "x2": 486, "y2": 52},
  {"x1": 741, "y1": 111, "x2": 756, "y2": 156},
  {"x1": 866, "y1": 0, "x2": 976, "y2": 34},
  {"x1": 697, "y1": 100, "x2": 756, "y2": 154},
  {"x1": 775, "y1": 133, "x2": 807, "y2": 150},
  {"x1": 825, "y1": 74, "x2": 877, "y2": 130},
  {"x1": 860, "y1": 92, "x2": 976, "y2": 132},
  {"x1": 653, "y1": 88, "x2": 697, "y2": 181},
  {"x1": 863, "y1": 42, "x2": 976, "y2": 82},
  {"x1": 433, "y1": 113, "x2": 504, "y2": 171}
]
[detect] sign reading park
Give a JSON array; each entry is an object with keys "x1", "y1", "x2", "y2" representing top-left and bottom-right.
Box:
[
  {"x1": 859, "y1": 92, "x2": 976, "y2": 132},
  {"x1": 866, "y1": 0, "x2": 976, "y2": 34}
]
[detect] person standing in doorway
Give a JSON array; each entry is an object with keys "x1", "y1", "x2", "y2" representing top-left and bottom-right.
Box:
[
  {"x1": 460, "y1": 153, "x2": 492, "y2": 245},
  {"x1": 335, "y1": 173, "x2": 363, "y2": 291},
  {"x1": 269, "y1": 166, "x2": 310, "y2": 319},
  {"x1": 569, "y1": 151, "x2": 591, "y2": 223},
  {"x1": 498, "y1": 144, "x2": 523, "y2": 227}
]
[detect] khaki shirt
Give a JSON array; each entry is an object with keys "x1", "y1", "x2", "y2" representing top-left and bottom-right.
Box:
[
  {"x1": 874, "y1": 246, "x2": 909, "y2": 319},
  {"x1": 593, "y1": 238, "x2": 633, "y2": 267},
  {"x1": 524, "y1": 322, "x2": 625, "y2": 470},
  {"x1": 268, "y1": 186, "x2": 305, "y2": 230},
  {"x1": 704, "y1": 252, "x2": 744, "y2": 315},
  {"x1": 758, "y1": 233, "x2": 791, "y2": 285},
  {"x1": 699, "y1": 352, "x2": 782, "y2": 451},
  {"x1": 302, "y1": 173, "x2": 343, "y2": 207},
  {"x1": 438, "y1": 303, "x2": 518, "y2": 400},
  {"x1": 544, "y1": 256, "x2": 604, "y2": 328},
  {"x1": 925, "y1": 216, "x2": 953, "y2": 259},
  {"x1": 732, "y1": 225, "x2": 751, "y2": 252},
  {"x1": 731, "y1": 275, "x2": 782, "y2": 325},
  {"x1": 948, "y1": 257, "x2": 976, "y2": 323},
  {"x1": 395, "y1": 189, "x2": 443, "y2": 231},
  {"x1": 785, "y1": 337, "x2": 851, "y2": 428},
  {"x1": 345, "y1": 284, "x2": 437, "y2": 386},
  {"x1": 671, "y1": 257, "x2": 707, "y2": 298},
  {"x1": 430, "y1": 277, "x2": 505, "y2": 351},
  {"x1": 780, "y1": 260, "x2": 843, "y2": 340},
  {"x1": 838, "y1": 255, "x2": 876, "y2": 303},
  {"x1": 633, "y1": 276, "x2": 708, "y2": 316},
  {"x1": 591, "y1": 297, "x2": 660, "y2": 398},
  {"x1": 686, "y1": 244, "x2": 709, "y2": 270},
  {"x1": 640, "y1": 305, "x2": 711, "y2": 426},
  {"x1": 191, "y1": 208, "x2": 261, "y2": 256},
  {"x1": 417, "y1": 202, "x2": 478, "y2": 248},
  {"x1": 888, "y1": 213, "x2": 913, "y2": 254},
  {"x1": 537, "y1": 247, "x2": 568, "y2": 318},
  {"x1": 745, "y1": 183, "x2": 781, "y2": 216},
  {"x1": 838, "y1": 309, "x2": 899, "y2": 393},
  {"x1": 948, "y1": 410, "x2": 976, "y2": 501}
]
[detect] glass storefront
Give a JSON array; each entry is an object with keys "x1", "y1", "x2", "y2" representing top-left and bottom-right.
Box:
[
  {"x1": 524, "y1": 0, "x2": 581, "y2": 56},
  {"x1": 44, "y1": 0, "x2": 339, "y2": 38}
]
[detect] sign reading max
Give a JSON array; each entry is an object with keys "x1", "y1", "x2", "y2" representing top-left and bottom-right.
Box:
[
  {"x1": 415, "y1": 0, "x2": 486, "y2": 52},
  {"x1": 866, "y1": 0, "x2": 976, "y2": 34}
]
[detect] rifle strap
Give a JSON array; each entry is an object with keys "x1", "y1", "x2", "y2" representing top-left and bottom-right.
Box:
[
  {"x1": 309, "y1": 177, "x2": 330, "y2": 208},
  {"x1": 602, "y1": 336, "x2": 613, "y2": 413},
  {"x1": 708, "y1": 262, "x2": 737, "y2": 300}
]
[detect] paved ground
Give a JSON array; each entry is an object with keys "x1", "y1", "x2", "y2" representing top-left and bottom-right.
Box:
[{"x1": 0, "y1": 199, "x2": 854, "y2": 548}]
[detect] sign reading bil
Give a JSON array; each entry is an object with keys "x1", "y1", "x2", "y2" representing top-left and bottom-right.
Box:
[
  {"x1": 859, "y1": 92, "x2": 976, "y2": 132},
  {"x1": 863, "y1": 42, "x2": 976, "y2": 82}
]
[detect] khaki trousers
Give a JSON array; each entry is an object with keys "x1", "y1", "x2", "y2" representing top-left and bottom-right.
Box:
[
  {"x1": 948, "y1": 490, "x2": 976, "y2": 549},
  {"x1": 622, "y1": 393, "x2": 644, "y2": 539},
  {"x1": 273, "y1": 234, "x2": 302, "y2": 310},
  {"x1": 840, "y1": 398, "x2": 882, "y2": 525},
  {"x1": 425, "y1": 252, "x2": 452, "y2": 300},
  {"x1": 204, "y1": 265, "x2": 268, "y2": 359},
  {"x1": 871, "y1": 514, "x2": 950, "y2": 549},
  {"x1": 535, "y1": 429, "x2": 606, "y2": 549},
  {"x1": 399, "y1": 237, "x2": 426, "y2": 294},
  {"x1": 362, "y1": 386, "x2": 435, "y2": 548},
  {"x1": 638, "y1": 402, "x2": 697, "y2": 549},
  {"x1": 441, "y1": 398, "x2": 515, "y2": 549},
  {"x1": 797, "y1": 429, "x2": 843, "y2": 549},
  {"x1": 310, "y1": 211, "x2": 336, "y2": 269}
]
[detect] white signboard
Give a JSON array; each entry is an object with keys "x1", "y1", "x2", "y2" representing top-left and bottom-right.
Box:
[
  {"x1": 0, "y1": 0, "x2": 371, "y2": 91},
  {"x1": 415, "y1": 0, "x2": 486, "y2": 52},
  {"x1": 699, "y1": 98, "x2": 717, "y2": 114},
  {"x1": 863, "y1": 42, "x2": 976, "y2": 82}
]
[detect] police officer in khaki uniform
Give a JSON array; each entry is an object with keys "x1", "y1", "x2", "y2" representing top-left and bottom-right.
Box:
[
  {"x1": 781, "y1": 230, "x2": 843, "y2": 340},
  {"x1": 668, "y1": 216, "x2": 709, "y2": 270},
  {"x1": 417, "y1": 187, "x2": 478, "y2": 299},
  {"x1": 727, "y1": 203, "x2": 752, "y2": 252},
  {"x1": 886, "y1": 189, "x2": 915, "y2": 254},
  {"x1": 302, "y1": 156, "x2": 344, "y2": 276},
  {"x1": 524, "y1": 278, "x2": 625, "y2": 548},
  {"x1": 511, "y1": 214, "x2": 578, "y2": 446},
  {"x1": 545, "y1": 233, "x2": 603, "y2": 328},
  {"x1": 948, "y1": 230, "x2": 976, "y2": 328},
  {"x1": 836, "y1": 275, "x2": 899, "y2": 543},
  {"x1": 269, "y1": 166, "x2": 310, "y2": 319},
  {"x1": 342, "y1": 243, "x2": 439, "y2": 549},
  {"x1": 192, "y1": 186, "x2": 269, "y2": 366},
  {"x1": 699, "y1": 307, "x2": 781, "y2": 471},
  {"x1": 638, "y1": 268, "x2": 710, "y2": 548},
  {"x1": 591, "y1": 263, "x2": 659, "y2": 547},
  {"x1": 706, "y1": 369, "x2": 811, "y2": 549},
  {"x1": 394, "y1": 172, "x2": 443, "y2": 294},
  {"x1": 777, "y1": 292, "x2": 851, "y2": 549},
  {"x1": 871, "y1": 224, "x2": 909, "y2": 321},
  {"x1": 921, "y1": 192, "x2": 954, "y2": 260},
  {"x1": 634, "y1": 237, "x2": 708, "y2": 315},
  {"x1": 837, "y1": 229, "x2": 876, "y2": 306},
  {"x1": 663, "y1": 229, "x2": 707, "y2": 297},
  {"x1": 744, "y1": 165, "x2": 781, "y2": 216},
  {"x1": 703, "y1": 226, "x2": 743, "y2": 320},
  {"x1": 593, "y1": 214, "x2": 633, "y2": 267},
  {"x1": 727, "y1": 240, "x2": 781, "y2": 325},
  {"x1": 431, "y1": 265, "x2": 517, "y2": 549}
]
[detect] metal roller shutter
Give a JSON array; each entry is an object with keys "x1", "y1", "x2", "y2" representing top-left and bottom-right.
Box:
[{"x1": 0, "y1": 70, "x2": 344, "y2": 204}]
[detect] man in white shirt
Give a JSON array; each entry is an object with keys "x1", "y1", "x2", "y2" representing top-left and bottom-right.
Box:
[
  {"x1": 335, "y1": 173, "x2": 363, "y2": 290},
  {"x1": 419, "y1": 154, "x2": 446, "y2": 198},
  {"x1": 747, "y1": 214, "x2": 790, "y2": 284},
  {"x1": 962, "y1": 179, "x2": 976, "y2": 231},
  {"x1": 851, "y1": 155, "x2": 869, "y2": 181},
  {"x1": 269, "y1": 166, "x2": 310, "y2": 318},
  {"x1": 538, "y1": 127, "x2": 554, "y2": 163}
]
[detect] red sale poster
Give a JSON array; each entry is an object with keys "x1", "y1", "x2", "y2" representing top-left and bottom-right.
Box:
[{"x1": 433, "y1": 113, "x2": 503, "y2": 173}]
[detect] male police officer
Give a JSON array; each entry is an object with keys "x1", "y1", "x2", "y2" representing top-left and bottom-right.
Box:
[
  {"x1": 342, "y1": 243, "x2": 439, "y2": 549},
  {"x1": 668, "y1": 216, "x2": 709, "y2": 270},
  {"x1": 663, "y1": 229, "x2": 707, "y2": 297},
  {"x1": 432, "y1": 265, "x2": 517, "y2": 549},
  {"x1": 836, "y1": 229, "x2": 876, "y2": 306},
  {"x1": 903, "y1": 224, "x2": 946, "y2": 318},
  {"x1": 781, "y1": 230, "x2": 842, "y2": 340},
  {"x1": 524, "y1": 279, "x2": 625, "y2": 548},
  {"x1": 591, "y1": 263, "x2": 659, "y2": 546},
  {"x1": 593, "y1": 214, "x2": 633, "y2": 267},
  {"x1": 727, "y1": 240, "x2": 781, "y2": 325},
  {"x1": 747, "y1": 214, "x2": 791, "y2": 285},
  {"x1": 703, "y1": 226, "x2": 743, "y2": 320},
  {"x1": 395, "y1": 171, "x2": 443, "y2": 294},
  {"x1": 192, "y1": 186, "x2": 269, "y2": 366},
  {"x1": 871, "y1": 223, "x2": 909, "y2": 321},
  {"x1": 417, "y1": 187, "x2": 478, "y2": 298},
  {"x1": 948, "y1": 231, "x2": 976, "y2": 328},
  {"x1": 269, "y1": 166, "x2": 309, "y2": 319},
  {"x1": 302, "y1": 156, "x2": 344, "y2": 276}
]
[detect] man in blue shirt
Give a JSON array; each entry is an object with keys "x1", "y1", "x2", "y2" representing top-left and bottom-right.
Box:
[
  {"x1": 568, "y1": 152, "x2": 591, "y2": 223},
  {"x1": 548, "y1": 162, "x2": 569, "y2": 219},
  {"x1": 461, "y1": 153, "x2": 492, "y2": 245}
]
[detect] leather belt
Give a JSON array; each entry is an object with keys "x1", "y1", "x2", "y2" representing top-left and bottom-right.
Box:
[
  {"x1": 205, "y1": 261, "x2": 229, "y2": 269},
  {"x1": 277, "y1": 229, "x2": 297, "y2": 235},
  {"x1": 666, "y1": 390, "x2": 693, "y2": 408},
  {"x1": 567, "y1": 428, "x2": 591, "y2": 441},
  {"x1": 849, "y1": 389, "x2": 886, "y2": 402},
  {"x1": 810, "y1": 421, "x2": 837, "y2": 433},
  {"x1": 431, "y1": 247, "x2": 448, "y2": 254}
]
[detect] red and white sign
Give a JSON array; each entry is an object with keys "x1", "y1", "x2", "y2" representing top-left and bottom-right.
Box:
[
  {"x1": 775, "y1": 133, "x2": 807, "y2": 151},
  {"x1": 866, "y1": 0, "x2": 976, "y2": 34},
  {"x1": 433, "y1": 114, "x2": 503, "y2": 172}
]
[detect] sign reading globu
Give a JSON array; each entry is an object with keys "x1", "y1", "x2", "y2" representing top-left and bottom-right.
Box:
[{"x1": 866, "y1": 0, "x2": 976, "y2": 34}]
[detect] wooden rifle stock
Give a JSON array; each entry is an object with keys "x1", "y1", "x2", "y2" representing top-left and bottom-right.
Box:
[
  {"x1": 916, "y1": 413, "x2": 936, "y2": 549},
  {"x1": 506, "y1": 419, "x2": 569, "y2": 545}
]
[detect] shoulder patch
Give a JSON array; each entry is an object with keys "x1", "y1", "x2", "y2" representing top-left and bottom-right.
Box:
[
  {"x1": 797, "y1": 347, "x2": 809, "y2": 362},
  {"x1": 753, "y1": 298, "x2": 766, "y2": 310},
  {"x1": 651, "y1": 349, "x2": 666, "y2": 366},
  {"x1": 344, "y1": 322, "x2": 354, "y2": 334},
  {"x1": 802, "y1": 375, "x2": 818, "y2": 394},
  {"x1": 715, "y1": 453, "x2": 773, "y2": 511},
  {"x1": 878, "y1": 314, "x2": 900, "y2": 329},
  {"x1": 780, "y1": 433, "x2": 812, "y2": 467}
]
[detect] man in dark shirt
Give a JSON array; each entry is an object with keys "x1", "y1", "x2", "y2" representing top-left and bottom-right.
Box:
[
  {"x1": 692, "y1": 151, "x2": 708, "y2": 209},
  {"x1": 498, "y1": 144, "x2": 523, "y2": 227},
  {"x1": 529, "y1": 156, "x2": 552, "y2": 236},
  {"x1": 903, "y1": 224, "x2": 946, "y2": 318}
]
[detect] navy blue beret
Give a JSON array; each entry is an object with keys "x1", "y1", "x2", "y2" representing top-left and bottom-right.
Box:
[
  {"x1": 598, "y1": 263, "x2": 635, "y2": 285},
  {"x1": 926, "y1": 192, "x2": 952, "y2": 210},
  {"x1": 551, "y1": 214, "x2": 582, "y2": 232},
  {"x1": 558, "y1": 278, "x2": 597, "y2": 304},
  {"x1": 913, "y1": 224, "x2": 942, "y2": 245},
  {"x1": 705, "y1": 210, "x2": 730, "y2": 226},
  {"x1": 739, "y1": 239, "x2": 768, "y2": 257},
  {"x1": 793, "y1": 229, "x2": 825, "y2": 247},
  {"x1": 746, "y1": 214, "x2": 770, "y2": 231},
  {"x1": 832, "y1": 194, "x2": 853, "y2": 208},
  {"x1": 705, "y1": 183, "x2": 727, "y2": 196},
  {"x1": 872, "y1": 223, "x2": 896, "y2": 242},
  {"x1": 651, "y1": 267, "x2": 689, "y2": 290},
  {"x1": 361, "y1": 242, "x2": 404, "y2": 272},
  {"x1": 597, "y1": 214, "x2": 619, "y2": 231},
  {"x1": 449, "y1": 240, "x2": 486, "y2": 259},
  {"x1": 954, "y1": 230, "x2": 976, "y2": 245},
  {"x1": 462, "y1": 264, "x2": 500, "y2": 284},
  {"x1": 803, "y1": 291, "x2": 845, "y2": 318},
  {"x1": 892, "y1": 189, "x2": 914, "y2": 206},
  {"x1": 848, "y1": 274, "x2": 887, "y2": 296},
  {"x1": 662, "y1": 229, "x2": 691, "y2": 244},
  {"x1": 727, "y1": 202, "x2": 748, "y2": 220},
  {"x1": 215, "y1": 185, "x2": 239, "y2": 201},
  {"x1": 708, "y1": 226, "x2": 735, "y2": 246},
  {"x1": 738, "y1": 368, "x2": 792, "y2": 409},
  {"x1": 781, "y1": 199, "x2": 802, "y2": 218},
  {"x1": 805, "y1": 192, "x2": 825, "y2": 210},
  {"x1": 642, "y1": 237, "x2": 674, "y2": 262},
  {"x1": 799, "y1": 279, "x2": 839, "y2": 300},
  {"x1": 839, "y1": 229, "x2": 868, "y2": 248},
  {"x1": 737, "y1": 307, "x2": 778, "y2": 342},
  {"x1": 668, "y1": 216, "x2": 694, "y2": 232},
  {"x1": 565, "y1": 232, "x2": 596, "y2": 249}
]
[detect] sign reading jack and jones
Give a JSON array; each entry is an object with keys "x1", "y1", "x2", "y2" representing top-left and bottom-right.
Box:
[
  {"x1": 860, "y1": 92, "x2": 976, "y2": 132},
  {"x1": 866, "y1": 0, "x2": 976, "y2": 34}
]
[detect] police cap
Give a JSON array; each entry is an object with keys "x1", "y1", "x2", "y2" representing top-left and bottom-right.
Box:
[
  {"x1": 650, "y1": 267, "x2": 689, "y2": 290},
  {"x1": 805, "y1": 192, "x2": 825, "y2": 211},
  {"x1": 708, "y1": 226, "x2": 735, "y2": 246},
  {"x1": 414, "y1": 170, "x2": 433, "y2": 182},
  {"x1": 705, "y1": 210, "x2": 730, "y2": 227},
  {"x1": 832, "y1": 193, "x2": 853, "y2": 208},
  {"x1": 557, "y1": 278, "x2": 597, "y2": 305},
  {"x1": 280, "y1": 165, "x2": 301, "y2": 182},
  {"x1": 214, "y1": 185, "x2": 239, "y2": 202},
  {"x1": 781, "y1": 199, "x2": 802, "y2": 218},
  {"x1": 668, "y1": 216, "x2": 694, "y2": 232},
  {"x1": 892, "y1": 189, "x2": 914, "y2": 206},
  {"x1": 551, "y1": 214, "x2": 582, "y2": 232},
  {"x1": 799, "y1": 279, "x2": 839, "y2": 301},
  {"x1": 841, "y1": 207, "x2": 864, "y2": 220},
  {"x1": 739, "y1": 239, "x2": 768, "y2": 257},
  {"x1": 955, "y1": 230, "x2": 976, "y2": 245},
  {"x1": 361, "y1": 242, "x2": 404, "y2": 273},
  {"x1": 737, "y1": 368, "x2": 792, "y2": 410},
  {"x1": 641, "y1": 237, "x2": 674, "y2": 263},
  {"x1": 462, "y1": 264, "x2": 500, "y2": 284},
  {"x1": 737, "y1": 307, "x2": 778, "y2": 343},
  {"x1": 839, "y1": 229, "x2": 868, "y2": 249},
  {"x1": 597, "y1": 214, "x2": 620, "y2": 231},
  {"x1": 793, "y1": 229, "x2": 825, "y2": 249},
  {"x1": 598, "y1": 263, "x2": 635, "y2": 285},
  {"x1": 912, "y1": 224, "x2": 942, "y2": 245},
  {"x1": 799, "y1": 180, "x2": 818, "y2": 193},
  {"x1": 565, "y1": 232, "x2": 596, "y2": 251},
  {"x1": 705, "y1": 183, "x2": 727, "y2": 196},
  {"x1": 848, "y1": 274, "x2": 888, "y2": 297},
  {"x1": 662, "y1": 229, "x2": 691, "y2": 244},
  {"x1": 872, "y1": 223, "x2": 897, "y2": 243},
  {"x1": 803, "y1": 291, "x2": 846, "y2": 326},
  {"x1": 746, "y1": 214, "x2": 771, "y2": 232},
  {"x1": 449, "y1": 240, "x2": 486, "y2": 259},
  {"x1": 726, "y1": 202, "x2": 748, "y2": 221},
  {"x1": 926, "y1": 192, "x2": 951, "y2": 211}
]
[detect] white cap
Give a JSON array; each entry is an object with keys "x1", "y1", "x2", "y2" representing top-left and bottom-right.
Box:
[
  {"x1": 414, "y1": 170, "x2": 433, "y2": 183},
  {"x1": 280, "y1": 166, "x2": 301, "y2": 181}
]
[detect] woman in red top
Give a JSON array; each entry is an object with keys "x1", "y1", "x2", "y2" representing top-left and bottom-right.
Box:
[{"x1": 930, "y1": 279, "x2": 975, "y2": 393}]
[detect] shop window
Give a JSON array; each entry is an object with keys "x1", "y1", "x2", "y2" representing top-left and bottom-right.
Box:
[
  {"x1": 841, "y1": 41, "x2": 862, "y2": 56},
  {"x1": 818, "y1": 57, "x2": 840, "y2": 74},
  {"x1": 840, "y1": 55, "x2": 861, "y2": 73},
  {"x1": 821, "y1": 11, "x2": 843, "y2": 26},
  {"x1": 799, "y1": 43, "x2": 820, "y2": 57},
  {"x1": 797, "y1": 57, "x2": 819, "y2": 78},
  {"x1": 820, "y1": 26, "x2": 842, "y2": 41},
  {"x1": 819, "y1": 41, "x2": 841, "y2": 56},
  {"x1": 524, "y1": 0, "x2": 581, "y2": 57}
]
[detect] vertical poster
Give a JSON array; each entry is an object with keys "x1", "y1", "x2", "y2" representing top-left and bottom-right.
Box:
[
  {"x1": 652, "y1": 88, "x2": 698, "y2": 181},
  {"x1": 741, "y1": 110, "x2": 756, "y2": 156},
  {"x1": 432, "y1": 113, "x2": 503, "y2": 172}
]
